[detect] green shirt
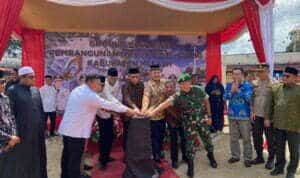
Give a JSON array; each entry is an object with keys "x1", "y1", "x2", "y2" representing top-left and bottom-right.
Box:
[
  {"x1": 169, "y1": 85, "x2": 209, "y2": 122},
  {"x1": 265, "y1": 83, "x2": 300, "y2": 133}
]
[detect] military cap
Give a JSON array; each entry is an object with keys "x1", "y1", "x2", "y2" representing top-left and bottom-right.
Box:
[
  {"x1": 177, "y1": 73, "x2": 192, "y2": 83},
  {"x1": 255, "y1": 63, "x2": 269, "y2": 71}
]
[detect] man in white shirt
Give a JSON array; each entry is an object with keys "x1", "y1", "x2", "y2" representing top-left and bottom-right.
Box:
[
  {"x1": 58, "y1": 74, "x2": 138, "y2": 178},
  {"x1": 96, "y1": 75, "x2": 123, "y2": 170},
  {"x1": 98, "y1": 68, "x2": 123, "y2": 169},
  {"x1": 40, "y1": 75, "x2": 57, "y2": 137}
]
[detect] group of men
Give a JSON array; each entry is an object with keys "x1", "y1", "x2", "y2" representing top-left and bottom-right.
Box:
[
  {"x1": 224, "y1": 65, "x2": 299, "y2": 178},
  {"x1": 58, "y1": 64, "x2": 218, "y2": 178},
  {"x1": 0, "y1": 63, "x2": 299, "y2": 178}
]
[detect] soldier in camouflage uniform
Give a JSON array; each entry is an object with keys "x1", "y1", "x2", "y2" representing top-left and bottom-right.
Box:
[{"x1": 147, "y1": 73, "x2": 217, "y2": 178}]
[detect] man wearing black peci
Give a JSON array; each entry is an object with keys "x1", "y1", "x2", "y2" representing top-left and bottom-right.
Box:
[{"x1": 121, "y1": 67, "x2": 144, "y2": 151}]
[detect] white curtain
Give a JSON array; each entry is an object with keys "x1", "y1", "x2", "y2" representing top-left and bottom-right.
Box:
[
  {"x1": 255, "y1": 0, "x2": 275, "y2": 76},
  {"x1": 46, "y1": 0, "x2": 125, "y2": 6},
  {"x1": 146, "y1": 0, "x2": 243, "y2": 12}
]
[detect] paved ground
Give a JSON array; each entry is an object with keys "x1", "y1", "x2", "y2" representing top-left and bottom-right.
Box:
[{"x1": 46, "y1": 133, "x2": 299, "y2": 178}]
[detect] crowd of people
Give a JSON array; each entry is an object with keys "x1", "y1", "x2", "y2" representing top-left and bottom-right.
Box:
[{"x1": 0, "y1": 63, "x2": 299, "y2": 178}]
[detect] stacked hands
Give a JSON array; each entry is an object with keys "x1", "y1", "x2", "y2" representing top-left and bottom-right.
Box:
[
  {"x1": 125, "y1": 108, "x2": 213, "y2": 125},
  {"x1": 124, "y1": 108, "x2": 156, "y2": 118},
  {"x1": 3, "y1": 135, "x2": 20, "y2": 152},
  {"x1": 3, "y1": 107, "x2": 212, "y2": 153}
]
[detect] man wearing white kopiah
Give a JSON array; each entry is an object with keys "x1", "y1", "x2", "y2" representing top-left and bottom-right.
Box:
[{"x1": 58, "y1": 74, "x2": 138, "y2": 178}]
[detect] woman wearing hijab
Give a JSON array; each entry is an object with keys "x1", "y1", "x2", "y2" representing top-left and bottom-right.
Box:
[{"x1": 205, "y1": 75, "x2": 225, "y2": 133}]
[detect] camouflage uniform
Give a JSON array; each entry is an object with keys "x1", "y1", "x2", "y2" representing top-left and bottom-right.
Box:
[{"x1": 168, "y1": 85, "x2": 213, "y2": 160}]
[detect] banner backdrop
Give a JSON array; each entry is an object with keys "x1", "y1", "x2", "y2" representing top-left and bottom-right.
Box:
[{"x1": 45, "y1": 33, "x2": 207, "y2": 91}]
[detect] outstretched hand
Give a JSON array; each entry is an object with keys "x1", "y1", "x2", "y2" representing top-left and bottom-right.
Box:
[
  {"x1": 125, "y1": 108, "x2": 136, "y2": 117},
  {"x1": 133, "y1": 108, "x2": 142, "y2": 115},
  {"x1": 4, "y1": 136, "x2": 21, "y2": 152},
  {"x1": 202, "y1": 116, "x2": 212, "y2": 125},
  {"x1": 144, "y1": 108, "x2": 155, "y2": 118},
  {"x1": 126, "y1": 108, "x2": 144, "y2": 117}
]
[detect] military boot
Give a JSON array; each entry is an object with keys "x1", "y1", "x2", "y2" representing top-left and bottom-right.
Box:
[{"x1": 207, "y1": 152, "x2": 218, "y2": 168}]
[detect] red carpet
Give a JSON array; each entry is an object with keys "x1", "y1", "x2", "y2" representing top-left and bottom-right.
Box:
[
  {"x1": 87, "y1": 141, "x2": 179, "y2": 178},
  {"x1": 49, "y1": 117, "x2": 179, "y2": 178}
]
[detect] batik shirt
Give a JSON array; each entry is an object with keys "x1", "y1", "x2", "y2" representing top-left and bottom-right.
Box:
[
  {"x1": 143, "y1": 79, "x2": 166, "y2": 120},
  {"x1": 168, "y1": 85, "x2": 209, "y2": 124},
  {"x1": 224, "y1": 81, "x2": 253, "y2": 120},
  {"x1": 0, "y1": 93, "x2": 17, "y2": 153}
]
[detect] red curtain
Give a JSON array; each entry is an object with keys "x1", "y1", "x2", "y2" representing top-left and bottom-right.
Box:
[
  {"x1": 0, "y1": 0, "x2": 24, "y2": 59},
  {"x1": 256, "y1": 0, "x2": 271, "y2": 5},
  {"x1": 242, "y1": 0, "x2": 266, "y2": 63},
  {"x1": 22, "y1": 29, "x2": 45, "y2": 87},
  {"x1": 206, "y1": 17, "x2": 246, "y2": 82},
  {"x1": 206, "y1": 33, "x2": 221, "y2": 82},
  {"x1": 220, "y1": 17, "x2": 246, "y2": 43}
]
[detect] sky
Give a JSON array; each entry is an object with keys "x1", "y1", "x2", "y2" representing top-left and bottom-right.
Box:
[{"x1": 222, "y1": 0, "x2": 300, "y2": 54}]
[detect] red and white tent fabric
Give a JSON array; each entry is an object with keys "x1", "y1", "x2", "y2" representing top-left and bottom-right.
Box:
[
  {"x1": 256, "y1": 0, "x2": 275, "y2": 75},
  {"x1": 146, "y1": 0, "x2": 243, "y2": 12},
  {"x1": 46, "y1": 0, "x2": 125, "y2": 6},
  {"x1": 146, "y1": 0, "x2": 275, "y2": 77},
  {"x1": 0, "y1": 0, "x2": 275, "y2": 86}
]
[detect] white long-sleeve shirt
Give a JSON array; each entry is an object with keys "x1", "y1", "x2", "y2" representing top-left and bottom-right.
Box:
[
  {"x1": 39, "y1": 84, "x2": 57, "y2": 112},
  {"x1": 58, "y1": 84, "x2": 128, "y2": 138},
  {"x1": 97, "y1": 90, "x2": 121, "y2": 119},
  {"x1": 103, "y1": 80, "x2": 123, "y2": 101}
]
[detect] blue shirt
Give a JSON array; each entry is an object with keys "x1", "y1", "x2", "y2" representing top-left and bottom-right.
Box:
[{"x1": 224, "y1": 81, "x2": 253, "y2": 120}]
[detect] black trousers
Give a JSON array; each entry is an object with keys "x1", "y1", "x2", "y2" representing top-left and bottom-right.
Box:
[
  {"x1": 44, "y1": 112, "x2": 56, "y2": 135},
  {"x1": 252, "y1": 116, "x2": 275, "y2": 160},
  {"x1": 150, "y1": 119, "x2": 166, "y2": 159},
  {"x1": 97, "y1": 116, "x2": 114, "y2": 166},
  {"x1": 274, "y1": 128, "x2": 300, "y2": 174},
  {"x1": 61, "y1": 136, "x2": 85, "y2": 178},
  {"x1": 168, "y1": 124, "x2": 187, "y2": 163}
]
